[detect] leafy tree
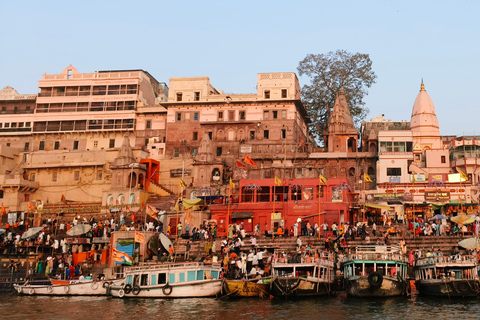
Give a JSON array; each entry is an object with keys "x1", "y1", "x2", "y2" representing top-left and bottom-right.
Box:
[{"x1": 297, "y1": 50, "x2": 377, "y2": 144}]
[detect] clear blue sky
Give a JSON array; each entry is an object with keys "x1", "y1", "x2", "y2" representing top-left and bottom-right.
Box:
[{"x1": 1, "y1": 0, "x2": 478, "y2": 136}]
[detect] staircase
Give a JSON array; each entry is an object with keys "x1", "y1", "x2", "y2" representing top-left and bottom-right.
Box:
[{"x1": 148, "y1": 181, "x2": 173, "y2": 197}]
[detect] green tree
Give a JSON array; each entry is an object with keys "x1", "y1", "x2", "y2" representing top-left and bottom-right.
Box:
[{"x1": 297, "y1": 50, "x2": 377, "y2": 143}]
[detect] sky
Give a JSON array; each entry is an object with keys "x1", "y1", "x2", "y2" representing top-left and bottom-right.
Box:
[{"x1": 1, "y1": 0, "x2": 479, "y2": 136}]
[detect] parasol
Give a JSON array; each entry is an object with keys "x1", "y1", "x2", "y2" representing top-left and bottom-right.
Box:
[
  {"x1": 429, "y1": 214, "x2": 446, "y2": 221},
  {"x1": 334, "y1": 183, "x2": 353, "y2": 192},
  {"x1": 21, "y1": 227, "x2": 44, "y2": 239},
  {"x1": 243, "y1": 184, "x2": 261, "y2": 191},
  {"x1": 66, "y1": 224, "x2": 92, "y2": 236},
  {"x1": 458, "y1": 238, "x2": 480, "y2": 250},
  {"x1": 450, "y1": 214, "x2": 476, "y2": 225},
  {"x1": 0, "y1": 229, "x2": 5, "y2": 235}
]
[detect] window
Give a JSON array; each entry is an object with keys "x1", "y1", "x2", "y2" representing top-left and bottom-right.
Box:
[
  {"x1": 264, "y1": 130, "x2": 269, "y2": 139},
  {"x1": 52, "y1": 172, "x2": 57, "y2": 182},
  {"x1": 264, "y1": 90, "x2": 270, "y2": 99},
  {"x1": 145, "y1": 139, "x2": 149, "y2": 146},
  {"x1": 194, "y1": 92, "x2": 200, "y2": 101},
  {"x1": 387, "y1": 168, "x2": 401, "y2": 176},
  {"x1": 97, "y1": 170, "x2": 103, "y2": 180},
  {"x1": 74, "y1": 171, "x2": 80, "y2": 181},
  {"x1": 146, "y1": 120, "x2": 151, "y2": 129},
  {"x1": 192, "y1": 148, "x2": 198, "y2": 157},
  {"x1": 216, "y1": 147, "x2": 222, "y2": 156},
  {"x1": 25, "y1": 122, "x2": 31, "y2": 127},
  {"x1": 54, "y1": 141, "x2": 60, "y2": 150},
  {"x1": 174, "y1": 148, "x2": 180, "y2": 157},
  {"x1": 30, "y1": 174, "x2": 35, "y2": 182},
  {"x1": 250, "y1": 131, "x2": 255, "y2": 140},
  {"x1": 441, "y1": 155, "x2": 446, "y2": 163},
  {"x1": 73, "y1": 141, "x2": 79, "y2": 150},
  {"x1": 93, "y1": 141, "x2": 98, "y2": 148},
  {"x1": 228, "y1": 110, "x2": 234, "y2": 121},
  {"x1": 157, "y1": 273, "x2": 167, "y2": 285},
  {"x1": 193, "y1": 132, "x2": 198, "y2": 140},
  {"x1": 176, "y1": 113, "x2": 182, "y2": 121},
  {"x1": 208, "y1": 132, "x2": 213, "y2": 140},
  {"x1": 281, "y1": 89, "x2": 287, "y2": 98},
  {"x1": 281, "y1": 129, "x2": 286, "y2": 139},
  {"x1": 39, "y1": 141, "x2": 45, "y2": 151},
  {"x1": 194, "y1": 113, "x2": 199, "y2": 121},
  {"x1": 24, "y1": 142, "x2": 30, "y2": 151},
  {"x1": 109, "y1": 139, "x2": 115, "y2": 148},
  {"x1": 218, "y1": 111, "x2": 223, "y2": 120},
  {"x1": 263, "y1": 110, "x2": 269, "y2": 119},
  {"x1": 273, "y1": 111, "x2": 278, "y2": 119},
  {"x1": 176, "y1": 92, "x2": 182, "y2": 101},
  {"x1": 26, "y1": 106, "x2": 31, "y2": 113},
  {"x1": 239, "y1": 111, "x2": 245, "y2": 120}
]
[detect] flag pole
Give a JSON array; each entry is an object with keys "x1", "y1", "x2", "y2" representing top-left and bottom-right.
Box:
[
  {"x1": 272, "y1": 183, "x2": 276, "y2": 240},
  {"x1": 318, "y1": 175, "x2": 321, "y2": 240},
  {"x1": 363, "y1": 174, "x2": 366, "y2": 223},
  {"x1": 227, "y1": 185, "x2": 231, "y2": 237},
  {"x1": 174, "y1": 184, "x2": 181, "y2": 262},
  {"x1": 412, "y1": 173, "x2": 416, "y2": 239}
]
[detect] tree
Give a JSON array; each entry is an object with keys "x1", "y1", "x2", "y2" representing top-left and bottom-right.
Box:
[{"x1": 297, "y1": 50, "x2": 377, "y2": 144}]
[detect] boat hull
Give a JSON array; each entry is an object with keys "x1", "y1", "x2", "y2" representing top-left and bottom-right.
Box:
[
  {"x1": 223, "y1": 279, "x2": 270, "y2": 298},
  {"x1": 14, "y1": 280, "x2": 111, "y2": 296},
  {"x1": 109, "y1": 280, "x2": 222, "y2": 298},
  {"x1": 415, "y1": 280, "x2": 478, "y2": 297},
  {"x1": 270, "y1": 277, "x2": 332, "y2": 298},
  {"x1": 345, "y1": 276, "x2": 406, "y2": 297}
]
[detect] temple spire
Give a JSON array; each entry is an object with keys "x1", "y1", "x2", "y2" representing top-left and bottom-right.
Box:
[{"x1": 420, "y1": 79, "x2": 425, "y2": 92}]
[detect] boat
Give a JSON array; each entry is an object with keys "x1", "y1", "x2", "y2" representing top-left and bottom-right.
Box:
[
  {"x1": 108, "y1": 262, "x2": 223, "y2": 298},
  {"x1": 269, "y1": 252, "x2": 335, "y2": 298},
  {"x1": 414, "y1": 254, "x2": 479, "y2": 297},
  {"x1": 14, "y1": 278, "x2": 112, "y2": 296},
  {"x1": 342, "y1": 245, "x2": 409, "y2": 297},
  {"x1": 222, "y1": 278, "x2": 271, "y2": 298}
]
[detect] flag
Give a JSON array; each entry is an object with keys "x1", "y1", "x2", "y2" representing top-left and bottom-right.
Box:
[
  {"x1": 275, "y1": 176, "x2": 282, "y2": 186},
  {"x1": 126, "y1": 204, "x2": 131, "y2": 211},
  {"x1": 112, "y1": 248, "x2": 133, "y2": 266},
  {"x1": 28, "y1": 202, "x2": 35, "y2": 211},
  {"x1": 459, "y1": 169, "x2": 468, "y2": 181},
  {"x1": 319, "y1": 174, "x2": 328, "y2": 185},
  {"x1": 412, "y1": 174, "x2": 416, "y2": 183},
  {"x1": 141, "y1": 199, "x2": 145, "y2": 210},
  {"x1": 229, "y1": 177, "x2": 236, "y2": 189},
  {"x1": 236, "y1": 160, "x2": 248, "y2": 168},
  {"x1": 364, "y1": 173, "x2": 373, "y2": 183},
  {"x1": 146, "y1": 204, "x2": 159, "y2": 221},
  {"x1": 61, "y1": 194, "x2": 66, "y2": 202},
  {"x1": 297, "y1": 136, "x2": 305, "y2": 150},
  {"x1": 184, "y1": 208, "x2": 192, "y2": 224},
  {"x1": 243, "y1": 154, "x2": 258, "y2": 168},
  {"x1": 134, "y1": 231, "x2": 146, "y2": 243},
  {"x1": 179, "y1": 179, "x2": 187, "y2": 188},
  {"x1": 1, "y1": 204, "x2": 6, "y2": 215}
]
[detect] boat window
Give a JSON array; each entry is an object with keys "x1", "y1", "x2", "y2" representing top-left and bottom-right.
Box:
[
  {"x1": 211, "y1": 270, "x2": 219, "y2": 279},
  {"x1": 141, "y1": 274, "x2": 148, "y2": 286},
  {"x1": 169, "y1": 273, "x2": 176, "y2": 284},
  {"x1": 126, "y1": 275, "x2": 133, "y2": 285},
  {"x1": 133, "y1": 275, "x2": 139, "y2": 286},
  {"x1": 197, "y1": 270, "x2": 204, "y2": 280},
  {"x1": 151, "y1": 274, "x2": 157, "y2": 285},
  {"x1": 179, "y1": 273, "x2": 185, "y2": 282},
  {"x1": 187, "y1": 271, "x2": 196, "y2": 281},
  {"x1": 157, "y1": 273, "x2": 166, "y2": 284}
]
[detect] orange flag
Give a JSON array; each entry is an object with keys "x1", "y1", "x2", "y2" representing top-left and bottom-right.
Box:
[
  {"x1": 1, "y1": 204, "x2": 6, "y2": 215},
  {"x1": 28, "y1": 202, "x2": 35, "y2": 211},
  {"x1": 135, "y1": 231, "x2": 146, "y2": 244},
  {"x1": 61, "y1": 194, "x2": 66, "y2": 202},
  {"x1": 243, "y1": 154, "x2": 258, "y2": 168},
  {"x1": 145, "y1": 205, "x2": 159, "y2": 221}
]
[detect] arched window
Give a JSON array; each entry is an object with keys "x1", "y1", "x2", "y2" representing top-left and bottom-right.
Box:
[
  {"x1": 212, "y1": 168, "x2": 221, "y2": 181},
  {"x1": 349, "y1": 167, "x2": 356, "y2": 177}
]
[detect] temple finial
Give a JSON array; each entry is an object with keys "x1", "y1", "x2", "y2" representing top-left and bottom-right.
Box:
[{"x1": 420, "y1": 79, "x2": 425, "y2": 92}]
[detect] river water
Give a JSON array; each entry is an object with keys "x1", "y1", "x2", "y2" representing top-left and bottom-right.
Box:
[{"x1": 1, "y1": 293, "x2": 479, "y2": 320}]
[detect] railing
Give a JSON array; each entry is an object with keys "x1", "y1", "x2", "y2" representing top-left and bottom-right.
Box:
[
  {"x1": 416, "y1": 255, "x2": 477, "y2": 267},
  {"x1": 125, "y1": 262, "x2": 220, "y2": 274}
]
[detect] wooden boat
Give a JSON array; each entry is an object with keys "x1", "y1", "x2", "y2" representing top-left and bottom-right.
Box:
[
  {"x1": 108, "y1": 262, "x2": 222, "y2": 298},
  {"x1": 270, "y1": 253, "x2": 335, "y2": 298},
  {"x1": 222, "y1": 278, "x2": 271, "y2": 298},
  {"x1": 414, "y1": 254, "x2": 479, "y2": 297},
  {"x1": 342, "y1": 245, "x2": 409, "y2": 297},
  {"x1": 14, "y1": 278, "x2": 112, "y2": 296}
]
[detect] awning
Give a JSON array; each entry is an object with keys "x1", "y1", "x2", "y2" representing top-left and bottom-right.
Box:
[
  {"x1": 231, "y1": 211, "x2": 253, "y2": 219},
  {"x1": 365, "y1": 203, "x2": 392, "y2": 210}
]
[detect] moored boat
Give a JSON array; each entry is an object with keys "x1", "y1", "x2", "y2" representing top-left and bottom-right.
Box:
[
  {"x1": 342, "y1": 245, "x2": 409, "y2": 297},
  {"x1": 414, "y1": 254, "x2": 479, "y2": 297},
  {"x1": 14, "y1": 278, "x2": 112, "y2": 296},
  {"x1": 222, "y1": 278, "x2": 271, "y2": 298},
  {"x1": 108, "y1": 262, "x2": 223, "y2": 298},
  {"x1": 270, "y1": 252, "x2": 335, "y2": 298}
]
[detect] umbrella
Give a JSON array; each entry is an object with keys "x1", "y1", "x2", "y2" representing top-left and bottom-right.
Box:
[
  {"x1": 334, "y1": 183, "x2": 353, "y2": 192},
  {"x1": 243, "y1": 184, "x2": 261, "y2": 191},
  {"x1": 0, "y1": 229, "x2": 6, "y2": 235},
  {"x1": 451, "y1": 214, "x2": 476, "y2": 225},
  {"x1": 429, "y1": 214, "x2": 446, "y2": 221},
  {"x1": 67, "y1": 224, "x2": 92, "y2": 236},
  {"x1": 21, "y1": 227, "x2": 44, "y2": 239},
  {"x1": 458, "y1": 238, "x2": 480, "y2": 250}
]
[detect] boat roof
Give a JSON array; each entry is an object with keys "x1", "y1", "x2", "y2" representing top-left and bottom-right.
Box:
[{"x1": 124, "y1": 262, "x2": 221, "y2": 274}]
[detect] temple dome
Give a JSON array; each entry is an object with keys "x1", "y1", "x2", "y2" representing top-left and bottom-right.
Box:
[{"x1": 410, "y1": 81, "x2": 439, "y2": 136}]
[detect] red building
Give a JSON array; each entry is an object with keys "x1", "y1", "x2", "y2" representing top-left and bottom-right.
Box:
[{"x1": 210, "y1": 177, "x2": 354, "y2": 237}]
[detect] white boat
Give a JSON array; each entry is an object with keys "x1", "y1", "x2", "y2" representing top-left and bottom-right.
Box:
[
  {"x1": 108, "y1": 262, "x2": 223, "y2": 298},
  {"x1": 270, "y1": 252, "x2": 336, "y2": 298},
  {"x1": 14, "y1": 279, "x2": 113, "y2": 296}
]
